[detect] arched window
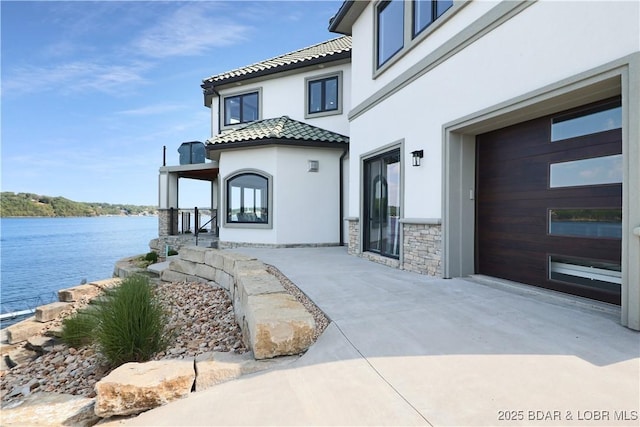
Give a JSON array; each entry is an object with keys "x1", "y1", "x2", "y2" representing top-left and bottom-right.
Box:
[{"x1": 226, "y1": 173, "x2": 269, "y2": 224}]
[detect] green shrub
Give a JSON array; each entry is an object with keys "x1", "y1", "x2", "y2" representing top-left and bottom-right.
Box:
[
  {"x1": 61, "y1": 308, "x2": 99, "y2": 348},
  {"x1": 144, "y1": 251, "x2": 159, "y2": 263},
  {"x1": 96, "y1": 275, "x2": 168, "y2": 366}
]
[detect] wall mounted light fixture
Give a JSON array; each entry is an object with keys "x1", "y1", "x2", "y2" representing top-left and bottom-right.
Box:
[{"x1": 411, "y1": 150, "x2": 424, "y2": 167}]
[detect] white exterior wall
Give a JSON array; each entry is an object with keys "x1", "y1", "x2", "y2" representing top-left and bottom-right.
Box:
[
  {"x1": 350, "y1": 0, "x2": 493, "y2": 106},
  {"x1": 347, "y1": 0, "x2": 640, "y2": 329},
  {"x1": 218, "y1": 145, "x2": 344, "y2": 245},
  {"x1": 218, "y1": 147, "x2": 278, "y2": 244},
  {"x1": 211, "y1": 63, "x2": 351, "y2": 137},
  {"x1": 348, "y1": 0, "x2": 640, "y2": 219},
  {"x1": 272, "y1": 147, "x2": 343, "y2": 244}
]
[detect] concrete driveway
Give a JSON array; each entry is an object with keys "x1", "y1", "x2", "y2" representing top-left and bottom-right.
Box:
[{"x1": 119, "y1": 246, "x2": 639, "y2": 426}]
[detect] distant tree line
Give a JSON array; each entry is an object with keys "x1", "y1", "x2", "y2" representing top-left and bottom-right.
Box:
[{"x1": 0, "y1": 192, "x2": 158, "y2": 217}]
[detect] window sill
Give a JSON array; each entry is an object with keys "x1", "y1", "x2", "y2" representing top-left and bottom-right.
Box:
[
  {"x1": 304, "y1": 109, "x2": 343, "y2": 120},
  {"x1": 224, "y1": 222, "x2": 272, "y2": 230}
]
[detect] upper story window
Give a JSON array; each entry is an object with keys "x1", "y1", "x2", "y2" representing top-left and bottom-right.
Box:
[
  {"x1": 375, "y1": 0, "x2": 460, "y2": 73},
  {"x1": 224, "y1": 91, "x2": 259, "y2": 126},
  {"x1": 305, "y1": 71, "x2": 343, "y2": 118},
  {"x1": 376, "y1": 0, "x2": 405, "y2": 68},
  {"x1": 413, "y1": 0, "x2": 453, "y2": 37}
]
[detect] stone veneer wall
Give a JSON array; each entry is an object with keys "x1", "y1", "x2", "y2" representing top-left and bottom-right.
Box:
[
  {"x1": 345, "y1": 217, "x2": 400, "y2": 268},
  {"x1": 157, "y1": 209, "x2": 177, "y2": 237},
  {"x1": 346, "y1": 218, "x2": 360, "y2": 255},
  {"x1": 149, "y1": 235, "x2": 218, "y2": 255},
  {"x1": 346, "y1": 217, "x2": 442, "y2": 276},
  {"x1": 401, "y1": 221, "x2": 442, "y2": 276}
]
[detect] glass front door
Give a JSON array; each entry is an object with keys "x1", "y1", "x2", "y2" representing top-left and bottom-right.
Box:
[{"x1": 364, "y1": 149, "x2": 401, "y2": 258}]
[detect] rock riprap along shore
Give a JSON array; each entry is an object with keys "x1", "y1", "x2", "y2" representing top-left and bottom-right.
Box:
[
  {"x1": 0, "y1": 280, "x2": 246, "y2": 405},
  {"x1": 1, "y1": 249, "x2": 329, "y2": 424}
]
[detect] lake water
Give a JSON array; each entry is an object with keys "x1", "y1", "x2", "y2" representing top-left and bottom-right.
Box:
[{"x1": 1, "y1": 216, "x2": 158, "y2": 327}]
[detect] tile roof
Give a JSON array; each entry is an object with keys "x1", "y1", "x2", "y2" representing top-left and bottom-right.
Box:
[
  {"x1": 206, "y1": 116, "x2": 349, "y2": 148},
  {"x1": 202, "y1": 36, "x2": 351, "y2": 86}
]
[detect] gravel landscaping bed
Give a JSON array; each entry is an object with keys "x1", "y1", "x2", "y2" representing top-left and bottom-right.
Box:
[{"x1": 1, "y1": 270, "x2": 329, "y2": 406}]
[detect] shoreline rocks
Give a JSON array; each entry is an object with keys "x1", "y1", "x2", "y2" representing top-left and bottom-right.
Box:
[
  {"x1": 1, "y1": 251, "x2": 330, "y2": 423},
  {"x1": 1, "y1": 280, "x2": 247, "y2": 407}
]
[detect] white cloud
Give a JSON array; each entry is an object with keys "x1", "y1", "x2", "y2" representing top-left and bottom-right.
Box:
[
  {"x1": 2, "y1": 60, "x2": 151, "y2": 96},
  {"x1": 131, "y1": 3, "x2": 250, "y2": 59},
  {"x1": 115, "y1": 103, "x2": 186, "y2": 116}
]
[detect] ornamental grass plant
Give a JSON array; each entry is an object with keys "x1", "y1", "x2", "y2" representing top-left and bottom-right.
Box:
[
  {"x1": 60, "y1": 275, "x2": 169, "y2": 367},
  {"x1": 97, "y1": 275, "x2": 168, "y2": 366},
  {"x1": 60, "y1": 307, "x2": 99, "y2": 348}
]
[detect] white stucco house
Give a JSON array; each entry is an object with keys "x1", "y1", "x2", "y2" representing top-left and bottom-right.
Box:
[
  {"x1": 158, "y1": 37, "x2": 352, "y2": 247},
  {"x1": 158, "y1": 0, "x2": 639, "y2": 330}
]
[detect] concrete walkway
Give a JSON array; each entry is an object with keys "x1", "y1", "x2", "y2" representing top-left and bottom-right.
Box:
[{"x1": 117, "y1": 247, "x2": 639, "y2": 426}]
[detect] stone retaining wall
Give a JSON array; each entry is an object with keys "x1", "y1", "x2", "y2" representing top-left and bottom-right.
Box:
[
  {"x1": 149, "y1": 235, "x2": 218, "y2": 255},
  {"x1": 160, "y1": 247, "x2": 315, "y2": 360}
]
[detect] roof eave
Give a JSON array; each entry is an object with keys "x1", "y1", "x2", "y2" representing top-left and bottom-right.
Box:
[
  {"x1": 201, "y1": 50, "x2": 351, "y2": 97},
  {"x1": 328, "y1": 1, "x2": 368, "y2": 35},
  {"x1": 206, "y1": 138, "x2": 349, "y2": 152}
]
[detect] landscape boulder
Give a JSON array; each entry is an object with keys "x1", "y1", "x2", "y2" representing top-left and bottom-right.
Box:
[
  {"x1": 35, "y1": 302, "x2": 70, "y2": 323},
  {"x1": 26, "y1": 335, "x2": 55, "y2": 353},
  {"x1": 5, "y1": 318, "x2": 45, "y2": 344},
  {"x1": 245, "y1": 293, "x2": 315, "y2": 359},
  {"x1": 89, "y1": 278, "x2": 122, "y2": 290},
  {"x1": 94, "y1": 360, "x2": 195, "y2": 418},
  {"x1": 1, "y1": 392, "x2": 99, "y2": 427},
  {"x1": 195, "y1": 351, "x2": 299, "y2": 391},
  {"x1": 58, "y1": 284, "x2": 101, "y2": 303}
]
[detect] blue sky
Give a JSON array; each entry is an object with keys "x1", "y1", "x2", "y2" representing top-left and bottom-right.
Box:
[{"x1": 1, "y1": 0, "x2": 343, "y2": 206}]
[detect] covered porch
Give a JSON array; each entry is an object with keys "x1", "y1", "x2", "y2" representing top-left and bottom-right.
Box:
[{"x1": 157, "y1": 159, "x2": 219, "y2": 247}]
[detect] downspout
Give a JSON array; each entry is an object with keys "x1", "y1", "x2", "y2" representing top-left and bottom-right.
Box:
[{"x1": 339, "y1": 146, "x2": 348, "y2": 246}]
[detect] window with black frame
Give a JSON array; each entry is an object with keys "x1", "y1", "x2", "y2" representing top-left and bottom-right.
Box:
[
  {"x1": 376, "y1": 0, "x2": 455, "y2": 70},
  {"x1": 413, "y1": 0, "x2": 453, "y2": 37},
  {"x1": 224, "y1": 92, "x2": 259, "y2": 126},
  {"x1": 376, "y1": 0, "x2": 404, "y2": 68},
  {"x1": 308, "y1": 76, "x2": 339, "y2": 114},
  {"x1": 226, "y1": 173, "x2": 268, "y2": 224}
]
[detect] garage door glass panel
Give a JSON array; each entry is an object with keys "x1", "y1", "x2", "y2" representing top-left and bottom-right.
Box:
[
  {"x1": 551, "y1": 105, "x2": 621, "y2": 141},
  {"x1": 549, "y1": 256, "x2": 621, "y2": 293},
  {"x1": 549, "y1": 208, "x2": 622, "y2": 238},
  {"x1": 549, "y1": 154, "x2": 622, "y2": 188}
]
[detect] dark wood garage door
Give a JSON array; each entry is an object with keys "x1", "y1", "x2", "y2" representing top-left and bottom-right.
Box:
[{"x1": 476, "y1": 98, "x2": 622, "y2": 304}]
